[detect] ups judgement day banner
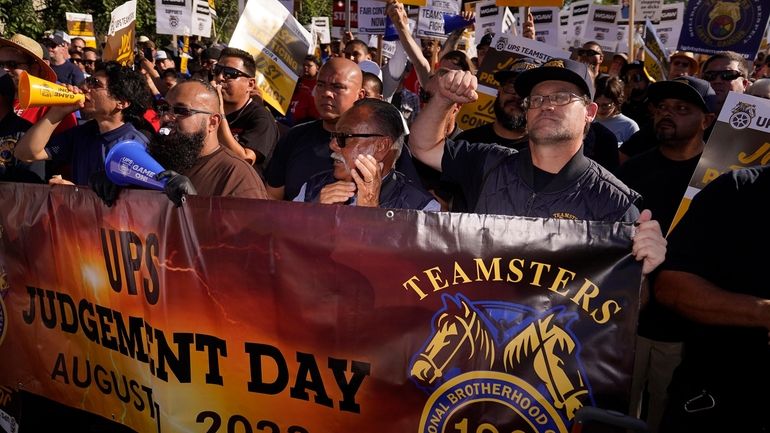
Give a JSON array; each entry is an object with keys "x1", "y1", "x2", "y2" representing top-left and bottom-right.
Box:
[{"x1": 0, "y1": 183, "x2": 643, "y2": 433}]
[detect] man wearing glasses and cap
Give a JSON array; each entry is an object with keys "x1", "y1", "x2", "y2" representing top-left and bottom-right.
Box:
[
  {"x1": 214, "y1": 47, "x2": 280, "y2": 173},
  {"x1": 409, "y1": 58, "x2": 666, "y2": 271},
  {"x1": 44, "y1": 31, "x2": 85, "y2": 86}
]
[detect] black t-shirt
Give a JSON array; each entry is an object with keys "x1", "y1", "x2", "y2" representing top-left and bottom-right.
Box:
[
  {"x1": 226, "y1": 98, "x2": 280, "y2": 173},
  {"x1": 617, "y1": 147, "x2": 700, "y2": 234},
  {"x1": 454, "y1": 123, "x2": 528, "y2": 151},
  {"x1": 663, "y1": 165, "x2": 770, "y2": 384},
  {"x1": 616, "y1": 148, "x2": 701, "y2": 342},
  {"x1": 0, "y1": 112, "x2": 44, "y2": 183},
  {"x1": 584, "y1": 122, "x2": 620, "y2": 172}
]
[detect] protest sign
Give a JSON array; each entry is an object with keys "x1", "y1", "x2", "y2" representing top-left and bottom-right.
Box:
[
  {"x1": 457, "y1": 35, "x2": 569, "y2": 130},
  {"x1": 229, "y1": 0, "x2": 313, "y2": 115},
  {"x1": 65, "y1": 12, "x2": 97, "y2": 48},
  {"x1": 669, "y1": 92, "x2": 770, "y2": 233},
  {"x1": 156, "y1": 0, "x2": 192, "y2": 35},
  {"x1": 654, "y1": 2, "x2": 684, "y2": 55},
  {"x1": 103, "y1": 0, "x2": 136, "y2": 66}
]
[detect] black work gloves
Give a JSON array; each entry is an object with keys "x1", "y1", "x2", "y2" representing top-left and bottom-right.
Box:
[
  {"x1": 156, "y1": 170, "x2": 197, "y2": 207},
  {"x1": 89, "y1": 171, "x2": 120, "y2": 207}
]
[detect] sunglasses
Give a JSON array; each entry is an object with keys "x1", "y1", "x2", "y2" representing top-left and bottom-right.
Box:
[
  {"x1": 213, "y1": 64, "x2": 252, "y2": 80},
  {"x1": 702, "y1": 70, "x2": 743, "y2": 82},
  {"x1": 0, "y1": 60, "x2": 29, "y2": 70},
  {"x1": 330, "y1": 132, "x2": 386, "y2": 148},
  {"x1": 82, "y1": 76, "x2": 107, "y2": 90},
  {"x1": 578, "y1": 49, "x2": 601, "y2": 57},
  {"x1": 157, "y1": 105, "x2": 215, "y2": 120}
]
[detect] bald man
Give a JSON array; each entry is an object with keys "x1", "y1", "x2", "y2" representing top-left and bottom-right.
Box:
[
  {"x1": 264, "y1": 57, "x2": 366, "y2": 200},
  {"x1": 149, "y1": 79, "x2": 268, "y2": 202}
]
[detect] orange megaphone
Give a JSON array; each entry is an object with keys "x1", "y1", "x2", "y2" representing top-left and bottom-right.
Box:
[{"x1": 18, "y1": 71, "x2": 85, "y2": 109}]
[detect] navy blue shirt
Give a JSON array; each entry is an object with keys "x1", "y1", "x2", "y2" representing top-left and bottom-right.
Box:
[
  {"x1": 46, "y1": 121, "x2": 149, "y2": 186},
  {"x1": 51, "y1": 61, "x2": 85, "y2": 86}
]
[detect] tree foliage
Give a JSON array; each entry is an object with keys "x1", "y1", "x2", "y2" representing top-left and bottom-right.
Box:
[{"x1": 0, "y1": 0, "x2": 243, "y2": 46}]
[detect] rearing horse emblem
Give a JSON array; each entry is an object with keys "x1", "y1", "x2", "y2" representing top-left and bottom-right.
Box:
[{"x1": 409, "y1": 294, "x2": 593, "y2": 422}]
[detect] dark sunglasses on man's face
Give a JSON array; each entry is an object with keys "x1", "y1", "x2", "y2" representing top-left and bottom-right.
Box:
[
  {"x1": 0, "y1": 60, "x2": 29, "y2": 70},
  {"x1": 213, "y1": 64, "x2": 252, "y2": 80},
  {"x1": 330, "y1": 132, "x2": 386, "y2": 148},
  {"x1": 702, "y1": 70, "x2": 743, "y2": 82},
  {"x1": 578, "y1": 49, "x2": 601, "y2": 57}
]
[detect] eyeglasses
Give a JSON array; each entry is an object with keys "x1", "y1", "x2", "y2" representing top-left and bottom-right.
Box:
[
  {"x1": 702, "y1": 70, "x2": 743, "y2": 82},
  {"x1": 157, "y1": 105, "x2": 215, "y2": 120},
  {"x1": 82, "y1": 76, "x2": 107, "y2": 91},
  {"x1": 0, "y1": 60, "x2": 29, "y2": 70},
  {"x1": 330, "y1": 132, "x2": 386, "y2": 148},
  {"x1": 213, "y1": 64, "x2": 252, "y2": 80},
  {"x1": 578, "y1": 49, "x2": 601, "y2": 57},
  {"x1": 524, "y1": 92, "x2": 588, "y2": 109},
  {"x1": 82, "y1": 59, "x2": 96, "y2": 66}
]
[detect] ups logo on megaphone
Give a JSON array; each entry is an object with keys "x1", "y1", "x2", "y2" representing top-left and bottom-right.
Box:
[
  {"x1": 105, "y1": 140, "x2": 167, "y2": 191},
  {"x1": 18, "y1": 71, "x2": 85, "y2": 109}
]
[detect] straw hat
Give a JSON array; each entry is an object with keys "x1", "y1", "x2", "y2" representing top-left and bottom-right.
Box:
[
  {"x1": 0, "y1": 33, "x2": 58, "y2": 82},
  {"x1": 669, "y1": 51, "x2": 699, "y2": 76}
]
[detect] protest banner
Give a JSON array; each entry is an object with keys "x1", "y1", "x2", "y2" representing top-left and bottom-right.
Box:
[
  {"x1": 559, "y1": 8, "x2": 570, "y2": 50},
  {"x1": 228, "y1": 0, "x2": 313, "y2": 115},
  {"x1": 654, "y1": 2, "x2": 684, "y2": 55},
  {"x1": 333, "y1": 0, "x2": 358, "y2": 31},
  {"x1": 65, "y1": 12, "x2": 97, "y2": 48},
  {"x1": 0, "y1": 184, "x2": 642, "y2": 433},
  {"x1": 155, "y1": 0, "x2": 193, "y2": 35},
  {"x1": 103, "y1": 0, "x2": 136, "y2": 66},
  {"x1": 457, "y1": 35, "x2": 569, "y2": 130},
  {"x1": 669, "y1": 92, "x2": 770, "y2": 233},
  {"x1": 475, "y1": 0, "x2": 501, "y2": 40},
  {"x1": 677, "y1": 0, "x2": 770, "y2": 60},
  {"x1": 642, "y1": 20, "x2": 668, "y2": 82}
]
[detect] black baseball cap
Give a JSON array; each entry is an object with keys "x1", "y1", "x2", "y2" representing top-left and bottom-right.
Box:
[
  {"x1": 514, "y1": 58, "x2": 595, "y2": 99},
  {"x1": 647, "y1": 76, "x2": 717, "y2": 113},
  {"x1": 493, "y1": 57, "x2": 539, "y2": 85}
]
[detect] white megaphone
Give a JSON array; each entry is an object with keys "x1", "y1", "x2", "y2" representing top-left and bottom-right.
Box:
[{"x1": 104, "y1": 140, "x2": 167, "y2": 190}]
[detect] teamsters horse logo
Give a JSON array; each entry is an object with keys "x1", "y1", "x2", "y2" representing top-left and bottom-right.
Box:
[{"x1": 409, "y1": 294, "x2": 594, "y2": 433}]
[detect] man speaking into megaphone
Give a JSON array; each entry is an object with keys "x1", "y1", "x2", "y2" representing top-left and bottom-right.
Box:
[
  {"x1": 102, "y1": 78, "x2": 269, "y2": 205},
  {"x1": 14, "y1": 61, "x2": 151, "y2": 191}
]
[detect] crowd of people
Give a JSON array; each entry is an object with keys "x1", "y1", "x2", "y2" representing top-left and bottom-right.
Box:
[{"x1": 1, "y1": 3, "x2": 769, "y2": 431}]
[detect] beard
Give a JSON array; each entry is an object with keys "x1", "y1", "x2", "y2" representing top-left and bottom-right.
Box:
[
  {"x1": 493, "y1": 96, "x2": 526, "y2": 131},
  {"x1": 148, "y1": 129, "x2": 206, "y2": 174}
]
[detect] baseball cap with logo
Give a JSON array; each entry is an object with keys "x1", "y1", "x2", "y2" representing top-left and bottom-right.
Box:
[
  {"x1": 493, "y1": 57, "x2": 539, "y2": 85},
  {"x1": 155, "y1": 50, "x2": 169, "y2": 61},
  {"x1": 46, "y1": 30, "x2": 71, "y2": 46},
  {"x1": 0, "y1": 33, "x2": 58, "y2": 82},
  {"x1": 646, "y1": 76, "x2": 717, "y2": 113},
  {"x1": 514, "y1": 58, "x2": 595, "y2": 99}
]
